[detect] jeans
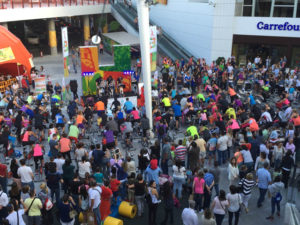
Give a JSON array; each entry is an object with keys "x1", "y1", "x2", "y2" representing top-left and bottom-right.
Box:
[
  {"x1": 21, "y1": 181, "x2": 35, "y2": 191},
  {"x1": 214, "y1": 183, "x2": 219, "y2": 196},
  {"x1": 160, "y1": 207, "x2": 173, "y2": 225},
  {"x1": 50, "y1": 187, "x2": 60, "y2": 204},
  {"x1": 229, "y1": 210, "x2": 240, "y2": 225},
  {"x1": 60, "y1": 219, "x2": 75, "y2": 225},
  {"x1": 214, "y1": 213, "x2": 225, "y2": 225},
  {"x1": 217, "y1": 150, "x2": 226, "y2": 165},
  {"x1": 0, "y1": 177, "x2": 7, "y2": 193},
  {"x1": 173, "y1": 176, "x2": 185, "y2": 199},
  {"x1": 203, "y1": 189, "x2": 212, "y2": 209},
  {"x1": 271, "y1": 197, "x2": 280, "y2": 215},
  {"x1": 28, "y1": 215, "x2": 41, "y2": 225},
  {"x1": 257, "y1": 188, "x2": 268, "y2": 207},
  {"x1": 135, "y1": 195, "x2": 145, "y2": 216},
  {"x1": 194, "y1": 193, "x2": 203, "y2": 212},
  {"x1": 93, "y1": 205, "x2": 101, "y2": 225},
  {"x1": 148, "y1": 203, "x2": 158, "y2": 225},
  {"x1": 161, "y1": 160, "x2": 169, "y2": 175},
  {"x1": 241, "y1": 193, "x2": 251, "y2": 208}
]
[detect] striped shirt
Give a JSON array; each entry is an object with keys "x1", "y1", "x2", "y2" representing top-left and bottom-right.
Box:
[
  {"x1": 175, "y1": 145, "x2": 187, "y2": 161},
  {"x1": 239, "y1": 178, "x2": 257, "y2": 195}
]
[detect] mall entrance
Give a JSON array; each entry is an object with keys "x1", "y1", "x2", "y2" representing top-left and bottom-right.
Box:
[{"x1": 232, "y1": 35, "x2": 300, "y2": 67}]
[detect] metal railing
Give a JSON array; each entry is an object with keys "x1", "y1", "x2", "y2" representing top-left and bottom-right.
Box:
[
  {"x1": 0, "y1": 0, "x2": 108, "y2": 9},
  {"x1": 111, "y1": 1, "x2": 194, "y2": 62}
]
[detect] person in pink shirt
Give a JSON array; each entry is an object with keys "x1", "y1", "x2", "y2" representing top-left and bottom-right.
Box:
[
  {"x1": 33, "y1": 143, "x2": 44, "y2": 172},
  {"x1": 193, "y1": 171, "x2": 205, "y2": 212},
  {"x1": 131, "y1": 107, "x2": 140, "y2": 123}
]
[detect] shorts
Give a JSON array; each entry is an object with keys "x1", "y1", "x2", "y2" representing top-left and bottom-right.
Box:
[
  {"x1": 126, "y1": 110, "x2": 132, "y2": 114},
  {"x1": 77, "y1": 123, "x2": 84, "y2": 129},
  {"x1": 113, "y1": 191, "x2": 119, "y2": 198},
  {"x1": 175, "y1": 116, "x2": 181, "y2": 121},
  {"x1": 106, "y1": 142, "x2": 115, "y2": 149},
  {"x1": 56, "y1": 123, "x2": 64, "y2": 128},
  {"x1": 97, "y1": 110, "x2": 105, "y2": 117},
  {"x1": 199, "y1": 151, "x2": 206, "y2": 159},
  {"x1": 69, "y1": 136, "x2": 78, "y2": 144},
  {"x1": 208, "y1": 150, "x2": 216, "y2": 156}
]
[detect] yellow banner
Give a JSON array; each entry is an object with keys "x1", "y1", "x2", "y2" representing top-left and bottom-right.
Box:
[
  {"x1": 49, "y1": 30, "x2": 57, "y2": 47},
  {"x1": 0, "y1": 47, "x2": 15, "y2": 63}
]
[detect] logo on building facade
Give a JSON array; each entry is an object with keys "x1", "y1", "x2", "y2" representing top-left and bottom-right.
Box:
[{"x1": 257, "y1": 22, "x2": 300, "y2": 31}]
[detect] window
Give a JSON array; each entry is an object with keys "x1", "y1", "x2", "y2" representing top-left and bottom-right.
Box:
[
  {"x1": 243, "y1": 0, "x2": 253, "y2": 16},
  {"x1": 298, "y1": 2, "x2": 300, "y2": 17},
  {"x1": 273, "y1": 0, "x2": 294, "y2": 17},
  {"x1": 255, "y1": 0, "x2": 271, "y2": 17}
]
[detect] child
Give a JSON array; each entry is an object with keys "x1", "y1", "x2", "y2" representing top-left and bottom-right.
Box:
[
  {"x1": 79, "y1": 185, "x2": 89, "y2": 224},
  {"x1": 207, "y1": 133, "x2": 217, "y2": 165},
  {"x1": 246, "y1": 127, "x2": 253, "y2": 142},
  {"x1": 127, "y1": 173, "x2": 136, "y2": 205},
  {"x1": 93, "y1": 167, "x2": 104, "y2": 186},
  {"x1": 110, "y1": 174, "x2": 121, "y2": 204},
  {"x1": 239, "y1": 165, "x2": 248, "y2": 179},
  {"x1": 20, "y1": 185, "x2": 30, "y2": 208}
]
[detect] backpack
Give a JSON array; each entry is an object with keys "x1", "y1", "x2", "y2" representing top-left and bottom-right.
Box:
[
  {"x1": 275, "y1": 192, "x2": 282, "y2": 202},
  {"x1": 158, "y1": 125, "x2": 165, "y2": 136},
  {"x1": 145, "y1": 193, "x2": 152, "y2": 205}
]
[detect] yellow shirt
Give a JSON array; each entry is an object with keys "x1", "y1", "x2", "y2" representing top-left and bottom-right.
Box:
[
  {"x1": 225, "y1": 108, "x2": 236, "y2": 119},
  {"x1": 162, "y1": 97, "x2": 171, "y2": 107},
  {"x1": 24, "y1": 198, "x2": 42, "y2": 216}
]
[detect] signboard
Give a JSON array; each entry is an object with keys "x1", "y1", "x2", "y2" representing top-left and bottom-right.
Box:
[
  {"x1": 80, "y1": 46, "x2": 99, "y2": 75},
  {"x1": 61, "y1": 27, "x2": 69, "y2": 77},
  {"x1": 153, "y1": 0, "x2": 168, "y2": 5},
  {"x1": 150, "y1": 26, "x2": 157, "y2": 71},
  {"x1": 0, "y1": 47, "x2": 15, "y2": 63},
  {"x1": 34, "y1": 76, "x2": 46, "y2": 94},
  {"x1": 107, "y1": 96, "x2": 138, "y2": 110}
]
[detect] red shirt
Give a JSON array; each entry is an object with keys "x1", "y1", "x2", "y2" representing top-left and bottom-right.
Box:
[
  {"x1": 110, "y1": 179, "x2": 120, "y2": 192},
  {"x1": 0, "y1": 164, "x2": 7, "y2": 177}
]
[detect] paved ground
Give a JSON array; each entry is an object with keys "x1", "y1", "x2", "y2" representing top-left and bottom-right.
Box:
[{"x1": 13, "y1": 54, "x2": 297, "y2": 225}]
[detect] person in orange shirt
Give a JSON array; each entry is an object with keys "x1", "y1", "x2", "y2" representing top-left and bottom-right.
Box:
[
  {"x1": 76, "y1": 111, "x2": 87, "y2": 136},
  {"x1": 228, "y1": 86, "x2": 237, "y2": 103},
  {"x1": 94, "y1": 100, "x2": 105, "y2": 117},
  {"x1": 59, "y1": 133, "x2": 71, "y2": 159},
  {"x1": 234, "y1": 147, "x2": 244, "y2": 166}
]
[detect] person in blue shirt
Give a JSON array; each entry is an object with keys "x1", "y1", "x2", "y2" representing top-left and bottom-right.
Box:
[
  {"x1": 248, "y1": 93, "x2": 256, "y2": 106},
  {"x1": 123, "y1": 98, "x2": 133, "y2": 114},
  {"x1": 55, "y1": 110, "x2": 65, "y2": 131},
  {"x1": 203, "y1": 168, "x2": 215, "y2": 209},
  {"x1": 256, "y1": 162, "x2": 271, "y2": 208},
  {"x1": 172, "y1": 102, "x2": 182, "y2": 130}
]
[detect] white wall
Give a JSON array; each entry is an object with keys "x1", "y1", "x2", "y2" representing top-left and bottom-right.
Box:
[
  {"x1": 134, "y1": 0, "x2": 215, "y2": 62},
  {"x1": 0, "y1": 4, "x2": 111, "y2": 22}
]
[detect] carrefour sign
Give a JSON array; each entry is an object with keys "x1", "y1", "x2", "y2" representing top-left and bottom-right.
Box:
[{"x1": 257, "y1": 22, "x2": 300, "y2": 31}]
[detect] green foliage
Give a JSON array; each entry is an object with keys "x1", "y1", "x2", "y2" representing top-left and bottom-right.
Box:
[{"x1": 100, "y1": 45, "x2": 131, "y2": 71}]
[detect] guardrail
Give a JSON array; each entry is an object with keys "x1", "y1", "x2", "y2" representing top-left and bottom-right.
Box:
[{"x1": 0, "y1": 0, "x2": 108, "y2": 9}]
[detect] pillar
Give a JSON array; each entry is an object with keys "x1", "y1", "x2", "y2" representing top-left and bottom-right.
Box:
[
  {"x1": 136, "y1": 0, "x2": 152, "y2": 129},
  {"x1": 83, "y1": 15, "x2": 90, "y2": 42},
  {"x1": 0, "y1": 23, "x2": 8, "y2": 29},
  {"x1": 48, "y1": 19, "x2": 57, "y2": 55}
]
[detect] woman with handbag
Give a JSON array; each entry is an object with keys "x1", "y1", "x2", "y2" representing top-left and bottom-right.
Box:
[
  {"x1": 147, "y1": 180, "x2": 160, "y2": 225},
  {"x1": 58, "y1": 194, "x2": 77, "y2": 225},
  {"x1": 38, "y1": 183, "x2": 53, "y2": 225},
  {"x1": 266, "y1": 176, "x2": 284, "y2": 221},
  {"x1": 23, "y1": 189, "x2": 43, "y2": 225},
  {"x1": 226, "y1": 185, "x2": 241, "y2": 225},
  {"x1": 211, "y1": 189, "x2": 228, "y2": 225}
]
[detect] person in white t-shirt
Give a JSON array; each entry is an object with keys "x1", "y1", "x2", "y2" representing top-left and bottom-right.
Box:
[
  {"x1": 0, "y1": 184, "x2": 8, "y2": 221},
  {"x1": 17, "y1": 159, "x2": 34, "y2": 191},
  {"x1": 217, "y1": 132, "x2": 229, "y2": 165},
  {"x1": 182, "y1": 200, "x2": 198, "y2": 225},
  {"x1": 54, "y1": 153, "x2": 65, "y2": 175},
  {"x1": 78, "y1": 156, "x2": 91, "y2": 179},
  {"x1": 226, "y1": 186, "x2": 241, "y2": 225},
  {"x1": 6, "y1": 202, "x2": 25, "y2": 225},
  {"x1": 88, "y1": 180, "x2": 102, "y2": 225}
]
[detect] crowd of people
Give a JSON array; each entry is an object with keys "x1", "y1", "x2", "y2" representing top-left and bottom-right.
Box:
[{"x1": 0, "y1": 53, "x2": 298, "y2": 225}]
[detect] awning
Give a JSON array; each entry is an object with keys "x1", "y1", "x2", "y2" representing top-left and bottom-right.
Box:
[{"x1": 103, "y1": 31, "x2": 140, "y2": 46}]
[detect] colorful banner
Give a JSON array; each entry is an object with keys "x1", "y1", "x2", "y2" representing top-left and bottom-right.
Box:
[
  {"x1": 150, "y1": 26, "x2": 157, "y2": 71},
  {"x1": 0, "y1": 47, "x2": 15, "y2": 63},
  {"x1": 61, "y1": 27, "x2": 69, "y2": 77},
  {"x1": 34, "y1": 76, "x2": 46, "y2": 94},
  {"x1": 80, "y1": 46, "x2": 99, "y2": 96}
]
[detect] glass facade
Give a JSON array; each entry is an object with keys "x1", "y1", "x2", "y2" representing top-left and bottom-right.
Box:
[{"x1": 236, "y1": 0, "x2": 299, "y2": 17}]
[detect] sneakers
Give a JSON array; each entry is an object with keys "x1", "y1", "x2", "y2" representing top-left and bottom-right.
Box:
[
  {"x1": 245, "y1": 208, "x2": 249, "y2": 213},
  {"x1": 277, "y1": 212, "x2": 280, "y2": 217},
  {"x1": 266, "y1": 216, "x2": 274, "y2": 220}
]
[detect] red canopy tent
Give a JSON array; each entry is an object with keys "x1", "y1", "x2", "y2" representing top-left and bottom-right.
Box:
[{"x1": 0, "y1": 25, "x2": 33, "y2": 81}]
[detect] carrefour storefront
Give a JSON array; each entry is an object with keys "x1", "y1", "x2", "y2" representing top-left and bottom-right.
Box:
[{"x1": 232, "y1": 17, "x2": 300, "y2": 67}]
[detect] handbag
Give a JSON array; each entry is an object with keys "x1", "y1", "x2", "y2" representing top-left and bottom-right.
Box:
[
  {"x1": 69, "y1": 203, "x2": 78, "y2": 219},
  {"x1": 22, "y1": 198, "x2": 36, "y2": 224},
  {"x1": 44, "y1": 198, "x2": 53, "y2": 211}
]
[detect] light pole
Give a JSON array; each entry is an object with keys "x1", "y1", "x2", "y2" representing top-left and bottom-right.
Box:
[{"x1": 136, "y1": 0, "x2": 153, "y2": 129}]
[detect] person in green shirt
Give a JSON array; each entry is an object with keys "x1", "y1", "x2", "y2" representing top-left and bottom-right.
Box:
[
  {"x1": 186, "y1": 125, "x2": 199, "y2": 138},
  {"x1": 68, "y1": 123, "x2": 79, "y2": 141},
  {"x1": 24, "y1": 189, "x2": 43, "y2": 219},
  {"x1": 197, "y1": 93, "x2": 205, "y2": 102},
  {"x1": 93, "y1": 167, "x2": 104, "y2": 186},
  {"x1": 225, "y1": 107, "x2": 236, "y2": 120}
]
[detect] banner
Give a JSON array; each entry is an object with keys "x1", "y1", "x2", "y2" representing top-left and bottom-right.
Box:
[
  {"x1": 150, "y1": 26, "x2": 157, "y2": 71},
  {"x1": 80, "y1": 46, "x2": 99, "y2": 96},
  {"x1": 0, "y1": 47, "x2": 15, "y2": 63},
  {"x1": 61, "y1": 27, "x2": 69, "y2": 77},
  {"x1": 107, "y1": 96, "x2": 137, "y2": 111},
  {"x1": 34, "y1": 76, "x2": 46, "y2": 94}
]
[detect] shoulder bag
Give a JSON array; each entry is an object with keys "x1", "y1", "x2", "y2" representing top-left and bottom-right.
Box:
[{"x1": 22, "y1": 198, "x2": 36, "y2": 224}]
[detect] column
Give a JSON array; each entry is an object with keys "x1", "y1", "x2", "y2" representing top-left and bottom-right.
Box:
[
  {"x1": 136, "y1": 0, "x2": 152, "y2": 129},
  {"x1": 0, "y1": 23, "x2": 8, "y2": 29},
  {"x1": 83, "y1": 15, "x2": 90, "y2": 42},
  {"x1": 48, "y1": 19, "x2": 57, "y2": 55}
]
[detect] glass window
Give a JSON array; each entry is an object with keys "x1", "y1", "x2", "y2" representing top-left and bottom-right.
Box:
[
  {"x1": 297, "y1": 2, "x2": 300, "y2": 17},
  {"x1": 274, "y1": 0, "x2": 294, "y2": 5},
  {"x1": 255, "y1": 0, "x2": 271, "y2": 17},
  {"x1": 273, "y1": 6, "x2": 294, "y2": 17},
  {"x1": 244, "y1": 0, "x2": 252, "y2": 4},
  {"x1": 243, "y1": 6, "x2": 252, "y2": 16}
]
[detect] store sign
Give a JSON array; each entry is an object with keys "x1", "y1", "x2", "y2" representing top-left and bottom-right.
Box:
[
  {"x1": 61, "y1": 27, "x2": 69, "y2": 77},
  {"x1": 257, "y1": 22, "x2": 300, "y2": 31}
]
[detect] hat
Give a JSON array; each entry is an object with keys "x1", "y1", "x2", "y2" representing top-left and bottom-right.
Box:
[{"x1": 150, "y1": 159, "x2": 158, "y2": 170}]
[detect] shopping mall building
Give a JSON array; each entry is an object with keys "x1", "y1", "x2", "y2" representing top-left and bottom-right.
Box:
[{"x1": 146, "y1": 0, "x2": 300, "y2": 66}]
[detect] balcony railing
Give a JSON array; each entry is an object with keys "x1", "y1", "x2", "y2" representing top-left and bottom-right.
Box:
[{"x1": 0, "y1": 0, "x2": 108, "y2": 9}]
